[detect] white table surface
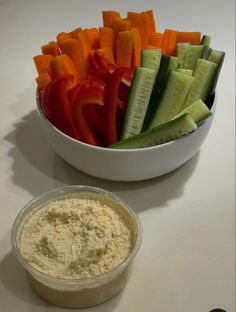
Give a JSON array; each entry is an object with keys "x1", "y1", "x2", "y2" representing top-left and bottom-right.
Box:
[{"x1": 0, "y1": 0, "x2": 235, "y2": 311}]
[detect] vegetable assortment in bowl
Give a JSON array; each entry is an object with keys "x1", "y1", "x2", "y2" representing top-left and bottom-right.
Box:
[{"x1": 34, "y1": 9, "x2": 224, "y2": 180}]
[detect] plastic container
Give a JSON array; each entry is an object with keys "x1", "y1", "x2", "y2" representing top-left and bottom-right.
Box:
[{"x1": 11, "y1": 185, "x2": 142, "y2": 308}]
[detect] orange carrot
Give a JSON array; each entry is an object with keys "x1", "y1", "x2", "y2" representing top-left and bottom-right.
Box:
[
  {"x1": 147, "y1": 45, "x2": 159, "y2": 49},
  {"x1": 33, "y1": 55, "x2": 53, "y2": 75},
  {"x1": 99, "y1": 27, "x2": 114, "y2": 61},
  {"x1": 60, "y1": 39, "x2": 86, "y2": 81},
  {"x1": 70, "y1": 27, "x2": 82, "y2": 38},
  {"x1": 149, "y1": 32, "x2": 163, "y2": 48},
  {"x1": 102, "y1": 11, "x2": 121, "y2": 28},
  {"x1": 72, "y1": 31, "x2": 89, "y2": 57},
  {"x1": 127, "y1": 12, "x2": 150, "y2": 49},
  {"x1": 162, "y1": 29, "x2": 178, "y2": 56},
  {"x1": 99, "y1": 27, "x2": 114, "y2": 48},
  {"x1": 41, "y1": 41, "x2": 59, "y2": 57},
  {"x1": 50, "y1": 55, "x2": 79, "y2": 83},
  {"x1": 177, "y1": 31, "x2": 201, "y2": 45},
  {"x1": 35, "y1": 73, "x2": 51, "y2": 89},
  {"x1": 83, "y1": 28, "x2": 99, "y2": 49},
  {"x1": 56, "y1": 32, "x2": 72, "y2": 45},
  {"x1": 116, "y1": 31, "x2": 133, "y2": 67},
  {"x1": 113, "y1": 18, "x2": 131, "y2": 33},
  {"x1": 142, "y1": 10, "x2": 156, "y2": 33},
  {"x1": 130, "y1": 27, "x2": 142, "y2": 68}
]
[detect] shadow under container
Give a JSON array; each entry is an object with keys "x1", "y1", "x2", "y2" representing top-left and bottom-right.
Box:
[{"x1": 11, "y1": 186, "x2": 142, "y2": 308}]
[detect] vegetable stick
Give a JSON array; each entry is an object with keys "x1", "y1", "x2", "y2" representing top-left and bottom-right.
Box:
[
  {"x1": 162, "y1": 29, "x2": 178, "y2": 56},
  {"x1": 60, "y1": 39, "x2": 86, "y2": 81},
  {"x1": 33, "y1": 54, "x2": 53, "y2": 75},
  {"x1": 102, "y1": 11, "x2": 121, "y2": 28},
  {"x1": 74, "y1": 31, "x2": 90, "y2": 59},
  {"x1": 35, "y1": 73, "x2": 51, "y2": 89},
  {"x1": 113, "y1": 18, "x2": 131, "y2": 33},
  {"x1": 56, "y1": 32, "x2": 72, "y2": 45},
  {"x1": 147, "y1": 45, "x2": 159, "y2": 49},
  {"x1": 41, "y1": 42, "x2": 59, "y2": 57},
  {"x1": 70, "y1": 27, "x2": 82, "y2": 38},
  {"x1": 149, "y1": 32, "x2": 163, "y2": 48},
  {"x1": 50, "y1": 55, "x2": 79, "y2": 84},
  {"x1": 142, "y1": 10, "x2": 156, "y2": 33},
  {"x1": 116, "y1": 31, "x2": 133, "y2": 67},
  {"x1": 99, "y1": 27, "x2": 114, "y2": 61},
  {"x1": 130, "y1": 27, "x2": 142, "y2": 68},
  {"x1": 177, "y1": 31, "x2": 201, "y2": 45},
  {"x1": 99, "y1": 27, "x2": 114, "y2": 49},
  {"x1": 127, "y1": 12, "x2": 150, "y2": 49},
  {"x1": 83, "y1": 28, "x2": 99, "y2": 49}
]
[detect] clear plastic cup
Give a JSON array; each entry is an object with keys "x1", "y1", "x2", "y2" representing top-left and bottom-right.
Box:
[{"x1": 11, "y1": 185, "x2": 142, "y2": 308}]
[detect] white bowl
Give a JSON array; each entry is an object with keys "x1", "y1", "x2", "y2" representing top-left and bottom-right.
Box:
[{"x1": 36, "y1": 94, "x2": 215, "y2": 181}]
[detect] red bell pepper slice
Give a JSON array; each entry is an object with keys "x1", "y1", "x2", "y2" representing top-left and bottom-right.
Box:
[
  {"x1": 91, "y1": 50, "x2": 133, "y2": 87},
  {"x1": 71, "y1": 80, "x2": 105, "y2": 146},
  {"x1": 104, "y1": 67, "x2": 132, "y2": 145},
  {"x1": 41, "y1": 75, "x2": 82, "y2": 140}
]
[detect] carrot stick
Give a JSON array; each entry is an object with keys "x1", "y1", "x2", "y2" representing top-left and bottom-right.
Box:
[
  {"x1": 130, "y1": 27, "x2": 142, "y2": 68},
  {"x1": 162, "y1": 29, "x2": 178, "y2": 56},
  {"x1": 60, "y1": 39, "x2": 86, "y2": 81},
  {"x1": 35, "y1": 73, "x2": 51, "y2": 89},
  {"x1": 177, "y1": 31, "x2": 201, "y2": 45},
  {"x1": 41, "y1": 41, "x2": 59, "y2": 57},
  {"x1": 50, "y1": 55, "x2": 79, "y2": 84},
  {"x1": 74, "y1": 31, "x2": 90, "y2": 58},
  {"x1": 70, "y1": 27, "x2": 82, "y2": 38},
  {"x1": 147, "y1": 45, "x2": 159, "y2": 49},
  {"x1": 56, "y1": 32, "x2": 72, "y2": 46},
  {"x1": 99, "y1": 27, "x2": 114, "y2": 61},
  {"x1": 83, "y1": 28, "x2": 99, "y2": 49},
  {"x1": 102, "y1": 11, "x2": 121, "y2": 28},
  {"x1": 113, "y1": 18, "x2": 131, "y2": 33},
  {"x1": 127, "y1": 12, "x2": 150, "y2": 49},
  {"x1": 116, "y1": 31, "x2": 133, "y2": 67},
  {"x1": 33, "y1": 55, "x2": 53, "y2": 75},
  {"x1": 142, "y1": 10, "x2": 156, "y2": 33},
  {"x1": 99, "y1": 27, "x2": 114, "y2": 49},
  {"x1": 149, "y1": 32, "x2": 163, "y2": 48}
]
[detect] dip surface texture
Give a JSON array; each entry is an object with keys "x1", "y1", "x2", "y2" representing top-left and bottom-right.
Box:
[{"x1": 19, "y1": 195, "x2": 133, "y2": 279}]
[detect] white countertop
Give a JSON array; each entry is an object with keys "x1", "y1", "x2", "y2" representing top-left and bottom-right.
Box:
[{"x1": 0, "y1": 0, "x2": 235, "y2": 311}]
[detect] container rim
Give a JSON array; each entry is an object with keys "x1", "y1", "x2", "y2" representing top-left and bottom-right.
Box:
[{"x1": 11, "y1": 185, "x2": 143, "y2": 287}]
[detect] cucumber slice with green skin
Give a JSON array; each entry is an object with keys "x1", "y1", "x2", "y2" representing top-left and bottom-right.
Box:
[
  {"x1": 201, "y1": 35, "x2": 211, "y2": 47},
  {"x1": 148, "y1": 71, "x2": 194, "y2": 129},
  {"x1": 183, "y1": 59, "x2": 217, "y2": 109},
  {"x1": 142, "y1": 56, "x2": 179, "y2": 131},
  {"x1": 175, "y1": 99, "x2": 212, "y2": 125},
  {"x1": 208, "y1": 50, "x2": 225, "y2": 65},
  {"x1": 183, "y1": 45, "x2": 205, "y2": 70},
  {"x1": 141, "y1": 49, "x2": 162, "y2": 70},
  {"x1": 202, "y1": 46, "x2": 212, "y2": 59},
  {"x1": 121, "y1": 67, "x2": 157, "y2": 139},
  {"x1": 177, "y1": 43, "x2": 191, "y2": 69},
  {"x1": 207, "y1": 50, "x2": 225, "y2": 97},
  {"x1": 110, "y1": 113, "x2": 197, "y2": 149},
  {"x1": 176, "y1": 68, "x2": 193, "y2": 76}
]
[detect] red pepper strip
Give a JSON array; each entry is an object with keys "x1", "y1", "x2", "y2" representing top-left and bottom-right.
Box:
[
  {"x1": 118, "y1": 82, "x2": 130, "y2": 110},
  {"x1": 104, "y1": 67, "x2": 132, "y2": 145},
  {"x1": 71, "y1": 80, "x2": 105, "y2": 146},
  {"x1": 92, "y1": 50, "x2": 133, "y2": 87},
  {"x1": 42, "y1": 75, "x2": 82, "y2": 140}
]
